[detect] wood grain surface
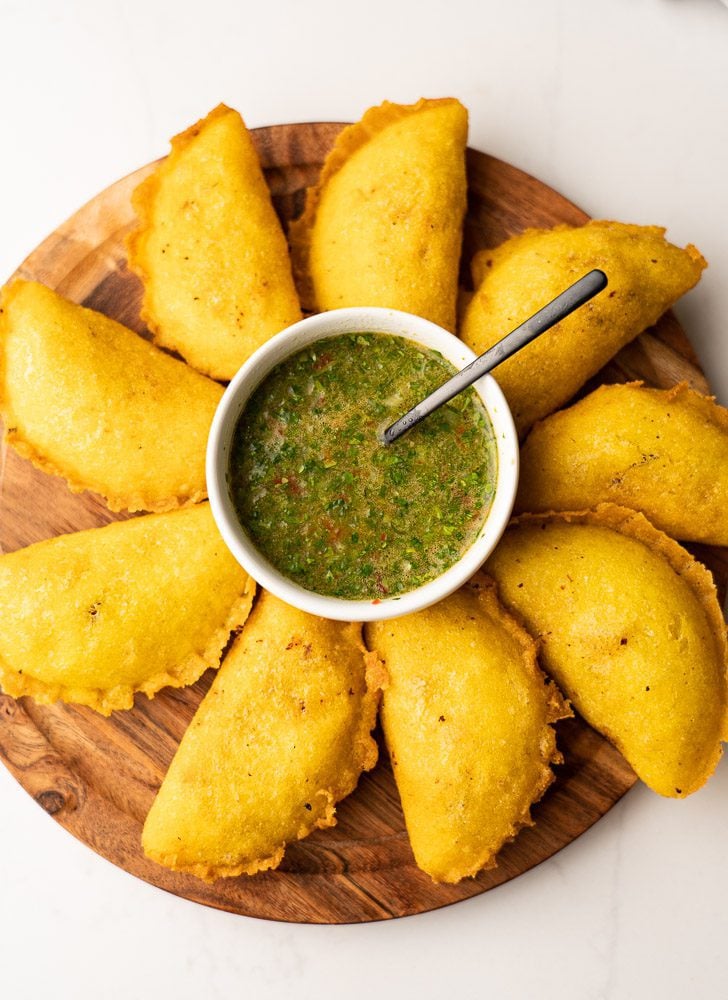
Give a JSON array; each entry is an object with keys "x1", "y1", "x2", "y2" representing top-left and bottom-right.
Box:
[{"x1": 0, "y1": 122, "x2": 721, "y2": 924}]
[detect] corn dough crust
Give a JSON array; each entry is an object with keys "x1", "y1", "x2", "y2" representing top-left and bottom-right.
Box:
[
  {"x1": 0, "y1": 280, "x2": 223, "y2": 513},
  {"x1": 0, "y1": 504, "x2": 255, "y2": 715},
  {"x1": 460, "y1": 221, "x2": 706, "y2": 435},
  {"x1": 365, "y1": 573, "x2": 569, "y2": 883},
  {"x1": 517, "y1": 381, "x2": 728, "y2": 545},
  {"x1": 142, "y1": 591, "x2": 383, "y2": 880},
  {"x1": 486, "y1": 504, "x2": 728, "y2": 797},
  {"x1": 290, "y1": 97, "x2": 468, "y2": 331},
  {"x1": 127, "y1": 104, "x2": 301, "y2": 380}
]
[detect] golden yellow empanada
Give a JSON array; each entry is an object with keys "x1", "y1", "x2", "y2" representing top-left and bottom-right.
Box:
[
  {"x1": 486, "y1": 505, "x2": 727, "y2": 797},
  {"x1": 142, "y1": 591, "x2": 382, "y2": 880},
  {"x1": 460, "y1": 222, "x2": 706, "y2": 435},
  {"x1": 517, "y1": 381, "x2": 728, "y2": 545},
  {"x1": 0, "y1": 280, "x2": 222, "y2": 512},
  {"x1": 0, "y1": 504, "x2": 255, "y2": 715},
  {"x1": 290, "y1": 98, "x2": 468, "y2": 331},
  {"x1": 128, "y1": 104, "x2": 301, "y2": 380},
  {"x1": 365, "y1": 574, "x2": 568, "y2": 883}
]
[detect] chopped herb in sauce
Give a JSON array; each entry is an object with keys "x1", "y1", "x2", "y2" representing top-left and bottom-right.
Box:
[{"x1": 228, "y1": 333, "x2": 497, "y2": 599}]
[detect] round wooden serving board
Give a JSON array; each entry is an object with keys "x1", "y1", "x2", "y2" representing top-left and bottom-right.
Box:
[{"x1": 1, "y1": 122, "x2": 725, "y2": 924}]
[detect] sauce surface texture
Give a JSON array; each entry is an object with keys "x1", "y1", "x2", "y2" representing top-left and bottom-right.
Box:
[{"x1": 229, "y1": 333, "x2": 497, "y2": 599}]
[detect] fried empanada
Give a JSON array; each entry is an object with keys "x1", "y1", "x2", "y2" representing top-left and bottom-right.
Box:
[
  {"x1": 486, "y1": 505, "x2": 728, "y2": 797},
  {"x1": 0, "y1": 280, "x2": 223, "y2": 512},
  {"x1": 142, "y1": 591, "x2": 382, "y2": 880},
  {"x1": 0, "y1": 504, "x2": 255, "y2": 715},
  {"x1": 290, "y1": 98, "x2": 468, "y2": 331},
  {"x1": 460, "y1": 222, "x2": 706, "y2": 435},
  {"x1": 364, "y1": 574, "x2": 568, "y2": 883},
  {"x1": 517, "y1": 382, "x2": 728, "y2": 545},
  {"x1": 127, "y1": 104, "x2": 301, "y2": 380}
]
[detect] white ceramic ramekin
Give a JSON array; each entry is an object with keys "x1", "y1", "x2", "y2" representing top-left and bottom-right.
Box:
[{"x1": 207, "y1": 307, "x2": 519, "y2": 621}]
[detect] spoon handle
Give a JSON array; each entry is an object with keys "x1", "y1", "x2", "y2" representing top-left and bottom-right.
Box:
[{"x1": 382, "y1": 268, "x2": 608, "y2": 445}]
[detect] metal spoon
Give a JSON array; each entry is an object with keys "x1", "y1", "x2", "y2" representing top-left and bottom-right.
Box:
[{"x1": 381, "y1": 268, "x2": 608, "y2": 445}]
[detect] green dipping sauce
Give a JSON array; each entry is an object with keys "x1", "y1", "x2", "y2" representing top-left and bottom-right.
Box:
[{"x1": 228, "y1": 333, "x2": 497, "y2": 600}]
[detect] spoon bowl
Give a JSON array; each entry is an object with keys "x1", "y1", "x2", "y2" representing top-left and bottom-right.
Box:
[{"x1": 206, "y1": 307, "x2": 519, "y2": 621}]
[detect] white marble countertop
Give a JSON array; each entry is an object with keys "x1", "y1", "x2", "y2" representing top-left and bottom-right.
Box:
[{"x1": 1, "y1": 1, "x2": 727, "y2": 997}]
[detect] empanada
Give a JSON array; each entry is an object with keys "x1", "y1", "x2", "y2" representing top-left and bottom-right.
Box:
[
  {"x1": 517, "y1": 381, "x2": 728, "y2": 545},
  {"x1": 128, "y1": 104, "x2": 301, "y2": 380},
  {"x1": 486, "y1": 505, "x2": 727, "y2": 797},
  {"x1": 0, "y1": 280, "x2": 222, "y2": 512},
  {"x1": 460, "y1": 222, "x2": 705, "y2": 435},
  {"x1": 0, "y1": 504, "x2": 255, "y2": 715},
  {"x1": 365, "y1": 574, "x2": 568, "y2": 883},
  {"x1": 143, "y1": 591, "x2": 382, "y2": 880},
  {"x1": 290, "y1": 98, "x2": 468, "y2": 331}
]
